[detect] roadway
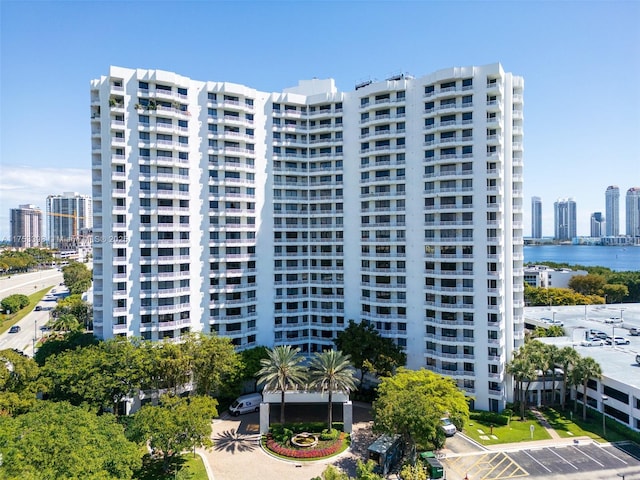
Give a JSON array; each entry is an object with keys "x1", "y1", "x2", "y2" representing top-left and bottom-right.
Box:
[{"x1": 0, "y1": 269, "x2": 64, "y2": 356}]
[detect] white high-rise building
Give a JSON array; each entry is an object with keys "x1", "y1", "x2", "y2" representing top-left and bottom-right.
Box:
[
  {"x1": 605, "y1": 185, "x2": 620, "y2": 237},
  {"x1": 531, "y1": 196, "x2": 542, "y2": 238},
  {"x1": 627, "y1": 187, "x2": 640, "y2": 238},
  {"x1": 91, "y1": 63, "x2": 524, "y2": 411},
  {"x1": 46, "y1": 192, "x2": 93, "y2": 249},
  {"x1": 554, "y1": 198, "x2": 577, "y2": 241}
]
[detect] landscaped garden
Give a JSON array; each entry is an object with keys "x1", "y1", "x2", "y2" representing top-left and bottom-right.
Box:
[{"x1": 263, "y1": 422, "x2": 350, "y2": 460}]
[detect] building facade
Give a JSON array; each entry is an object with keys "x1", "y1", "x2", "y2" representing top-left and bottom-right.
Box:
[
  {"x1": 91, "y1": 63, "x2": 524, "y2": 411},
  {"x1": 531, "y1": 196, "x2": 542, "y2": 239},
  {"x1": 10, "y1": 204, "x2": 43, "y2": 248},
  {"x1": 626, "y1": 187, "x2": 640, "y2": 238},
  {"x1": 605, "y1": 185, "x2": 620, "y2": 237},
  {"x1": 554, "y1": 198, "x2": 576, "y2": 241},
  {"x1": 46, "y1": 192, "x2": 93, "y2": 249},
  {"x1": 590, "y1": 211, "x2": 604, "y2": 238}
]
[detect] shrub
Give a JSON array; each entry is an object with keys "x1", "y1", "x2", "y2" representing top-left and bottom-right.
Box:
[
  {"x1": 320, "y1": 428, "x2": 339, "y2": 441},
  {"x1": 469, "y1": 410, "x2": 509, "y2": 426}
]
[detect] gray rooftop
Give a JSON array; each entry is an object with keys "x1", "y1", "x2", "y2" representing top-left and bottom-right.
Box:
[{"x1": 526, "y1": 303, "x2": 640, "y2": 389}]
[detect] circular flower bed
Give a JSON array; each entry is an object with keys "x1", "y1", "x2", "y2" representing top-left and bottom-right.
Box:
[{"x1": 265, "y1": 432, "x2": 347, "y2": 459}]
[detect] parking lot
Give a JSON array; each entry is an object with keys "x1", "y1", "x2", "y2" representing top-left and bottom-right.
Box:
[{"x1": 442, "y1": 440, "x2": 640, "y2": 480}]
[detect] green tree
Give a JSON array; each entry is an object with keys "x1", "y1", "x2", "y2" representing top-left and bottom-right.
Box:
[
  {"x1": 335, "y1": 319, "x2": 406, "y2": 385},
  {"x1": 128, "y1": 394, "x2": 217, "y2": 472},
  {"x1": 355, "y1": 459, "x2": 385, "y2": 480},
  {"x1": 239, "y1": 346, "x2": 270, "y2": 392},
  {"x1": 572, "y1": 356, "x2": 602, "y2": 420},
  {"x1": 52, "y1": 313, "x2": 82, "y2": 332},
  {"x1": 373, "y1": 368, "x2": 469, "y2": 455},
  {"x1": 556, "y1": 346, "x2": 580, "y2": 410},
  {"x1": 308, "y1": 350, "x2": 357, "y2": 431},
  {"x1": 1, "y1": 293, "x2": 29, "y2": 314},
  {"x1": 602, "y1": 283, "x2": 629, "y2": 304},
  {"x1": 257, "y1": 345, "x2": 307, "y2": 424},
  {"x1": 53, "y1": 294, "x2": 92, "y2": 329},
  {"x1": 40, "y1": 338, "x2": 146, "y2": 414},
  {"x1": 0, "y1": 349, "x2": 42, "y2": 415},
  {"x1": 400, "y1": 463, "x2": 428, "y2": 480},
  {"x1": 568, "y1": 274, "x2": 606, "y2": 295},
  {"x1": 0, "y1": 401, "x2": 141, "y2": 479},
  {"x1": 186, "y1": 333, "x2": 242, "y2": 397},
  {"x1": 33, "y1": 330, "x2": 99, "y2": 366},
  {"x1": 506, "y1": 347, "x2": 537, "y2": 419},
  {"x1": 62, "y1": 261, "x2": 92, "y2": 294}
]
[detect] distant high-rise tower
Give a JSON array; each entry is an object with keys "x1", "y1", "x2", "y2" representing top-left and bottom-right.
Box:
[
  {"x1": 10, "y1": 204, "x2": 43, "y2": 248},
  {"x1": 46, "y1": 192, "x2": 93, "y2": 249},
  {"x1": 554, "y1": 198, "x2": 577, "y2": 241},
  {"x1": 531, "y1": 197, "x2": 542, "y2": 238},
  {"x1": 590, "y1": 212, "x2": 604, "y2": 238},
  {"x1": 605, "y1": 185, "x2": 619, "y2": 236},
  {"x1": 626, "y1": 187, "x2": 640, "y2": 238}
]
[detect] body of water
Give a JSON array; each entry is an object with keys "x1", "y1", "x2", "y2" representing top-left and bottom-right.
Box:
[{"x1": 524, "y1": 245, "x2": 640, "y2": 272}]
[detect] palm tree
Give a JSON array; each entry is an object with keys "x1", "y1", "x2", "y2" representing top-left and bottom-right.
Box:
[
  {"x1": 528, "y1": 341, "x2": 552, "y2": 405},
  {"x1": 257, "y1": 345, "x2": 307, "y2": 424},
  {"x1": 309, "y1": 350, "x2": 357, "y2": 432},
  {"x1": 557, "y1": 346, "x2": 580, "y2": 410},
  {"x1": 573, "y1": 356, "x2": 603, "y2": 420},
  {"x1": 507, "y1": 351, "x2": 537, "y2": 420},
  {"x1": 52, "y1": 313, "x2": 81, "y2": 333}
]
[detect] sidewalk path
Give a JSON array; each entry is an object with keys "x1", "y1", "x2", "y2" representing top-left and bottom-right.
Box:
[{"x1": 529, "y1": 406, "x2": 561, "y2": 439}]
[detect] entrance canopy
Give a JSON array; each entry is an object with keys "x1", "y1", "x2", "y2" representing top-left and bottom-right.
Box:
[{"x1": 262, "y1": 389, "x2": 349, "y2": 404}]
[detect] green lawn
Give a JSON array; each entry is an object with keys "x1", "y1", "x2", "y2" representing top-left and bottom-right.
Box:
[
  {"x1": 463, "y1": 413, "x2": 551, "y2": 445},
  {"x1": 541, "y1": 407, "x2": 630, "y2": 443},
  {"x1": 135, "y1": 453, "x2": 208, "y2": 480},
  {"x1": 0, "y1": 287, "x2": 51, "y2": 334}
]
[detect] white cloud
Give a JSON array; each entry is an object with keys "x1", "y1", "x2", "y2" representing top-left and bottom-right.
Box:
[{"x1": 0, "y1": 165, "x2": 91, "y2": 241}]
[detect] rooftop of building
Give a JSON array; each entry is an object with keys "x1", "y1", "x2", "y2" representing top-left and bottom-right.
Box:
[{"x1": 527, "y1": 303, "x2": 640, "y2": 390}]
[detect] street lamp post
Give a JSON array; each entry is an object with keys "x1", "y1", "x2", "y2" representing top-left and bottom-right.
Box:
[{"x1": 602, "y1": 395, "x2": 608, "y2": 437}]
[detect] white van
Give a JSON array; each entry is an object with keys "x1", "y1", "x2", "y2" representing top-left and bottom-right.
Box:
[{"x1": 228, "y1": 393, "x2": 262, "y2": 416}]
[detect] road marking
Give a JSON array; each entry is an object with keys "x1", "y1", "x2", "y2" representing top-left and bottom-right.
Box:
[
  {"x1": 546, "y1": 447, "x2": 579, "y2": 469},
  {"x1": 602, "y1": 445, "x2": 633, "y2": 464},
  {"x1": 521, "y1": 450, "x2": 552, "y2": 473},
  {"x1": 570, "y1": 445, "x2": 604, "y2": 467}
]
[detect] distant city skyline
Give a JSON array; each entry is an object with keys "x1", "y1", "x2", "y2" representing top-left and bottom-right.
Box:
[{"x1": 1, "y1": 1, "x2": 639, "y2": 240}]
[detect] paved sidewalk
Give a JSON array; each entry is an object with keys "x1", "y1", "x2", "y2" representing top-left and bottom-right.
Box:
[{"x1": 529, "y1": 407, "x2": 561, "y2": 439}]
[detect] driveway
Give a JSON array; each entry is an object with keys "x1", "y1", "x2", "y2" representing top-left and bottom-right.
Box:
[{"x1": 203, "y1": 402, "x2": 378, "y2": 480}]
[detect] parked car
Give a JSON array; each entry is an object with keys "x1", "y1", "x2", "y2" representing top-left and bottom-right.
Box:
[
  {"x1": 605, "y1": 317, "x2": 622, "y2": 324},
  {"x1": 8, "y1": 325, "x2": 21, "y2": 333},
  {"x1": 590, "y1": 330, "x2": 608, "y2": 340},
  {"x1": 580, "y1": 338, "x2": 605, "y2": 347},
  {"x1": 605, "y1": 336, "x2": 630, "y2": 345},
  {"x1": 628, "y1": 328, "x2": 639, "y2": 336},
  {"x1": 440, "y1": 418, "x2": 457, "y2": 437},
  {"x1": 35, "y1": 305, "x2": 42, "y2": 311},
  {"x1": 547, "y1": 319, "x2": 564, "y2": 327}
]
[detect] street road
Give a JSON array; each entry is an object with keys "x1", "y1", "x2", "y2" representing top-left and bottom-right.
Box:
[{"x1": 0, "y1": 269, "x2": 64, "y2": 355}]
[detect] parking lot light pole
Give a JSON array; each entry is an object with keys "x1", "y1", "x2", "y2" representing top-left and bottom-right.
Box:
[{"x1": 602, "y1": 395, "x2": 608, "y2": 437}]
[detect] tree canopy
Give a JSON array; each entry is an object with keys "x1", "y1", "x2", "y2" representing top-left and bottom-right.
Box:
[
  {"x1": 0, "y1": 401, "x2": 141, "y2": 479},
  {"x1": 0, "y1": 349, "x2": 43, "y2": 416},
  {"x1": 127, "y1": 394, "x2": 218, "y2": 472},
  {"x1": 62, "y1": 261, "x2": 92, "y2": 295},
  {"x1": 335, "y1": 320, "x2": 406, "y2": 384},
  {"x1": 373, "y1": 368, "x2": 469, "y2": 453}
]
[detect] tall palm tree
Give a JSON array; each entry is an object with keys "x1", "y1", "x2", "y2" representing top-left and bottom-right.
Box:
[
  {"x1": 546, "y1": 344, "x2": 561, "y2": 405},
  {"x1": 572, "y1": 356, "x2": 603, "y2": 420},
  {"x1": 309, "y1": 350, "x2": 357, "y2": 431},
  {"x1": 257, "y1": 346, "x2": 307, "y2": 424},
  {"x1": 557, "y1": 346, "x2": 580, "y2": 410},
  {"x1": 507, "y1": 351, "x2": 537, "y2": 420},
  {"x1": 528, "y1": 341, "x2": 552, "y2": 405},
  {"x1": 52, "y1": 313, "x2": 81, "y2": 333}
]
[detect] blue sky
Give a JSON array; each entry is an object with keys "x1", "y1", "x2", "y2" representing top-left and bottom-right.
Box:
[{"x1": 1, "y1": 0, "x2": 639, "y2": 240}]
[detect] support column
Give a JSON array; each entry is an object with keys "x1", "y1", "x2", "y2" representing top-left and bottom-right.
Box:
[
  {"x1": 343, "y1": 401, "x2": 353, "y2": 434},
  {"x1": 259, "y1": 402, "x2": 270, "y2": 435}
]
